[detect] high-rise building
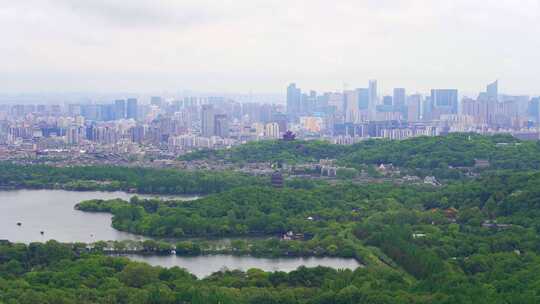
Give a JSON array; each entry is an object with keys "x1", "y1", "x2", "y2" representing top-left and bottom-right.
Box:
[
  {"x1": 127, "y1": 98, "x2": 138, "y2": 120},
  {"x1": 430, "y1": 89, "x2": 458, "y2": 119},
  {"x1": 529, "y1": 97, "x2": 540, "y2": 124},
  {"x1": 344, "y1": 90, "x2": 359, "y2": 123},
  {"x1": 286, "y1": 83, "x2": 302, "y2": 119},
  {"x1": 406, "y1": 94, "x2": 422, "y2": 122},
  {"x1": 302, "y1": 90, "x2": 317, "y2": 115},
  {"x1": 382, "y1": 96, "x2": 393, "y2": 106},
  {"x1": 66, "y1": 126, "x2": 81, "y2": 145},
  {"x1": 151, "y1": 96, "x2": 163, "y2": 107},
  {"x1": 68, "y1": 104, "x2": 82, "y2": 116},
  {"x1": 368, "y1": 80, "x2": 378, "y2": 116},
  {"x1": 300, "y1": 116, "x2": 322, "y2": 132},
  {"x1": 130, "y1": 125, "x2": 146, "y2": 143},
  {"x1": 114, "y1": 99, "x2": 126, "y2": 120},
  {"x1": 259, "y1": 104, "x2": 274, "y2": 123},
  {"x1": 201, "y1": 104, "x2": 215, "y2": 137},
  {"x1": 100, "y1": 104, "x2": 115, "y2": 121},
  {"x1": 393, "y1": 88, "x2": 406, "y2": 108},
  {"x1": 264, "y1": 122, "x2": 280, "y2": 138},
  {"x1": 487, "y1": 80, "x2": 498, "y2": 101},
  {"x1": 422, "y1": 96, "x2": 433, "y2": 121},
  {"x1": 327, "y1": 92, "x2": 344, "y2": 113},
  {"x1": 214, "y1": 114, "x2": 229, "y2": 138},
  {"x1": 271, "y1": 113, "x2": 288, "y2": 136},
  {"x1": 357, "y1": 88, "x2": 369, "y2": 110},
  {"x1": 316, "y1": 94, "x2": 329, "y2": 111},
  {"x1": 81, "y1": 105, "x2": 100, "y2": 121},
  {"x1": 242, "y1": 103, "x2": 261, "y2": 123}
]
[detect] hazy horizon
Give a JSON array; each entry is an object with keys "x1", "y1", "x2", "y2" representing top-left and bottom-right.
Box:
[{"x1": 1, "y1": 0, "x2": 539, "y2": 96}]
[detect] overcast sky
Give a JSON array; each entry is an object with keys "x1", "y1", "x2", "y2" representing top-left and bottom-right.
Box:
[{"x1": 1, "y1": 0, "x2": 539, "y2": 96}]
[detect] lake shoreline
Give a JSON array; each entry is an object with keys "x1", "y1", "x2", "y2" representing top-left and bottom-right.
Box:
[
  {"x1": 119, "y1": 253, "x2": 362, "y2": 278},
  {"x1": 0, "y1": 186, "x2": 202, "y2": 199},
  {"x1": 0, "y1": 189, "x2": 363, "y2": 277},
  {"x1": 0, "y1": 239, "x2": 361, "y2": 278}
]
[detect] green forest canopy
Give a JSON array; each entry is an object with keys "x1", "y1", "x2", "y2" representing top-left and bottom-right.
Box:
[
  {"x1": 0, "y1": 164, "x2": 264, "y2": 194},
  {"x1": 3, "y1": 134, "x2": 540, "y2": 302},
  {"x1": 4, "y1": 168, "x2": 540, "y2": 302},
  {"x1": 181, "y1": 133, "x2": 540, "y2": 174}
]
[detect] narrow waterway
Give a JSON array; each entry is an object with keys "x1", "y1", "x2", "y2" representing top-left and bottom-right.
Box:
[{"x1": 125, "y1": 254, "x2": 361, "y2": 278}]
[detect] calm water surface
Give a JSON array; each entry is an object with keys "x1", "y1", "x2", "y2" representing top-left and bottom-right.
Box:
[
  {"x1": 125, "y1": 254, "x2": 361, "y2": 278},
  {"x1": 0, "y1": 189, "x2": 361, "y2": 275},
  {"x1": 0, "y1": 189, "x2": 196, "y2": 243}
]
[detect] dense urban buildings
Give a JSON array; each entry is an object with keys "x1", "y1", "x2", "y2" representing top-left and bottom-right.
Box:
[{"x1": 1, "y1": 80, "x2": 539, "y2": 164}]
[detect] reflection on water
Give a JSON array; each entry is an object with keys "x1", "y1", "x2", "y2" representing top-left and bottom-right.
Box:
[{"x1": 124, "y1": 254, "x2": 362, "y2": 278}]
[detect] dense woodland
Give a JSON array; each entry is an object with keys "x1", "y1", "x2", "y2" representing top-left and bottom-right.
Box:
[
  {"x1": 0, "y1": 164, "x2": 262, "y2": 194},
  {"x1": 2, "y1": 240, "x2": 540, "y2": 303},
  {"x1": 182, "y1": 133, "x2": 540, "y2": 178},
  {"x1": 3, "y1": 134, "x2": 540, "y2": 303},
  {"x1": 74, "y1": 170, "x2": 540, "y2": 267}
]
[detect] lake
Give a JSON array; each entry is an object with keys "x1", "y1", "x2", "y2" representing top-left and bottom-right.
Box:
[
  {"x1": 0, "y1": 189, "x2": 361, "y2": 276},
  {"x1": 0, "y1": 189, "x2": 197, "y2": 243}
]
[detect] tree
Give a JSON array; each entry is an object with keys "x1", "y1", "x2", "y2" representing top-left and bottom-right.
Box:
[
  {"x1": 336, "y1": 285, "x2": 363, "y2": 304},
  {"x1": 118, "y1": 263, "x2": 159, "y2": 288}
]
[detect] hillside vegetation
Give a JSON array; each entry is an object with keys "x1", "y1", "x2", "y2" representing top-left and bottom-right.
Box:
[{"x1": 182, "y1": 133, "x2": 540, "y2": 178}]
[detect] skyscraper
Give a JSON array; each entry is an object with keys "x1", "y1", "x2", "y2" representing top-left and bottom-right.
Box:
[
  {"x1": 150, "y1": 96, "x2": 163, "y2": 107},
  {"x1": 368, "y1": 80, "x2": 378, "y2": 117},
  {"x1": 406, "y1": 94, "x2": 422, "y2": 122},
  {"x1": 393, "y1": 88, "x2": 406, "y2": 108},
  {"x1": 114, "y1": 99, "x2": 126, "y2": 120},
  {"x1": 100, "y1": 104, "x2": 115, "y2": 121},
  {"x1": 382, "y1": 96, "x2": 393, "y2": 106},
  {"x1": 430, "y1": 89, "x2": 458, "y2": 119},
  {"x1": 66, "y1": 126, "x2": 81, "y2": 145},
  {"x1": 201, "y1": 104, "x2": 215, "y2": 137},
  {"x1": 487, "y1": 80, "x2": 498, "y2": 101},
  {"x1": 357, "y1": 88, "x2": 369, "y2": 110},
  {"x1": 327, "y1": 92, "x2": 344, "y2": 113},
  {"x1": 271, "y1": 113, "x2": 288, "y2": 136},
  {"x1": 302, "y1": 90, "x2": 317, "y2": 114},
  {"x1": 264, "y1": 122, "x2": 280, "y2": 138},
  {"x1": 130, "y1": 125, "x2": 146, "y2": 143},
  {"x1": 286, "y1": 83, "x2": 302, "y2": 119},
  {"x1": 127, "y1": 98, "x2": 138, "y2": 120},
  {"x1": 344, "y1": 90, "x2": 359, "y2": 123},
  {"x1": 529, "y1": 97, "x2": 540, "y2": 125},
  {"x1": 259, "y1": 104, "x2": 274, "y2": 123},
  {"x1": 214, "y1": 114, "x2": 229, "y2": 138},
  {"x1": 422, "y1": 96, "x2": 432, "y2": 121},
  {"x1": 81, "y1": 105, "x2": 99, "y2": 121},
  {"x1": 242, "y1": 103, "x2": 261, "y2": 123}
]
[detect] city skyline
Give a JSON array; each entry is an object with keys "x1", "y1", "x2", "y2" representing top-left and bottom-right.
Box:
[
  {"x1": 0, "y1": 78, "x2": 531, "y2": 106},
  {"x1": 2, "y1": 75, "x2": 540, "y2": 173},
  {"x1": 1, "y1": 1, "x2": 540, "y2": 95}
]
